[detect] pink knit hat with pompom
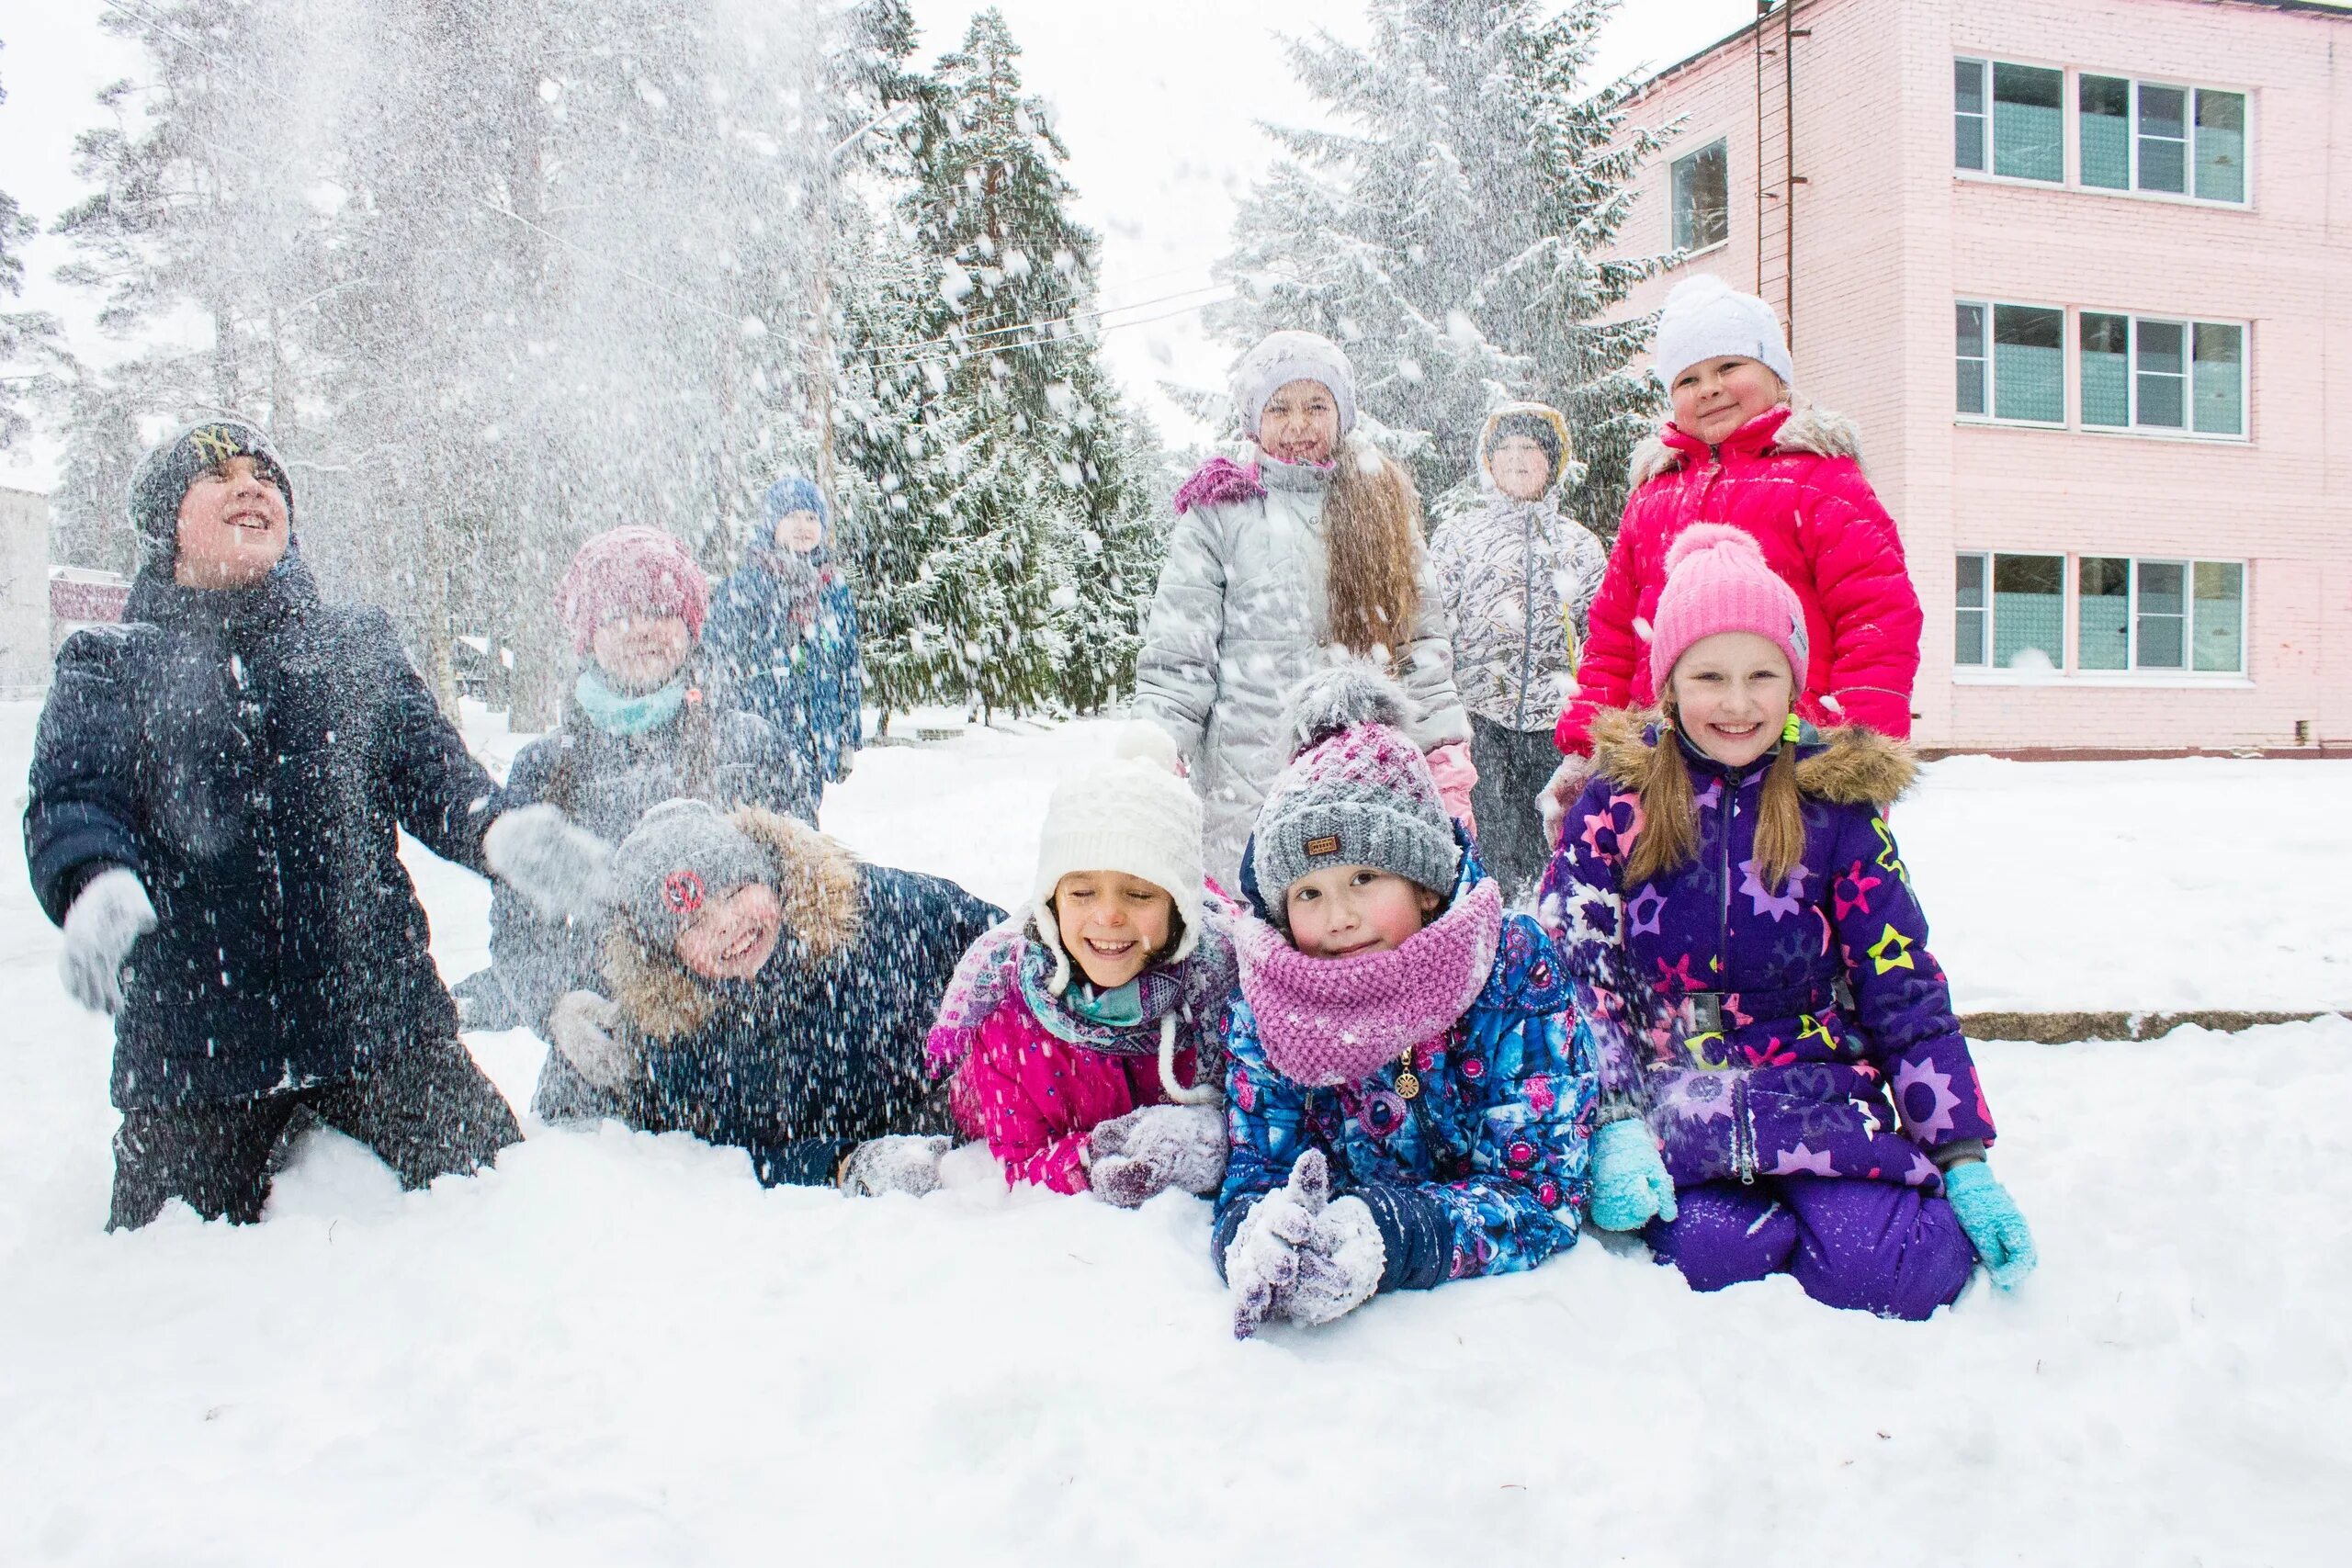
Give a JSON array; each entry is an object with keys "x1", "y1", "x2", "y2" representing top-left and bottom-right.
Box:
[
  {"x1": 558, "y1": 526, "x2": 711, "y2": 653},
  {"x1": 1647, "y1": 523, "x2": 1809, "y2": 690}
]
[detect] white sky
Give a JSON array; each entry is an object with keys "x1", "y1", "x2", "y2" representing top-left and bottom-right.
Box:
[{"x1": 0, "y1": 0, "x2": 1759, "y2": 486}]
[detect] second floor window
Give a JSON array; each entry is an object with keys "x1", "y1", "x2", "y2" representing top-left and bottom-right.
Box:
[
  {"x1": 1956, "y1": 59, "x2": 2063, "y2": 182},
  {"x1": 2079, "y1": 313, "x2": 2245, "y2": 436},
  {"x1": 1671, "y1": 138, "x2": 1729, "y2": 252},
  {"x1": 2079, "y1": 75, "x2": 2247, "y2": 201}
]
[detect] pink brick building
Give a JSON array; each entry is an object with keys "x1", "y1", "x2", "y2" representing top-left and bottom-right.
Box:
[{"x1": 1606, "y1": 0, "x2": 2352, "y2": 753}]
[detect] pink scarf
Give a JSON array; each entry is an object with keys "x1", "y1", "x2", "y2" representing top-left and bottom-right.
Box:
[{"x1": 1232, "y1": 880, "x2": 1504, "y2": 1088}]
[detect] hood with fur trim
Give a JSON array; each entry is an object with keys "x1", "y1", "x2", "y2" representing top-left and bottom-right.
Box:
[
  {"x1": 602, "y1": 805, "x2": 865, "y2": 1042},
  {"x1": 1476, "y1": 401, "x2": 1580, "y2": 497},
  {"x1": 1589, "y1": 706, "x2": 1917, "y2": 810},
  {"x1": 1627, "y1": 406, "x2": 1862, "y2": 491}
]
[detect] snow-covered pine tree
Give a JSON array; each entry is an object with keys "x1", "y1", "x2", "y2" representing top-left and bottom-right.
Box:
[
  {"x1": 1043, "y1": 370, "x2": 1165, "y2": 715},
  {"x1": 0, "y1": 44, "x2": 68, "y2": 452},
  {"x1": 1210, "y1": 0, "x2": 1674, "y2": 536}
]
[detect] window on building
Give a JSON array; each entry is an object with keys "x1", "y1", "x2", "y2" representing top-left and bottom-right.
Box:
[
  {"x1": 1955, "y1": 553, "x2": 2065, "y2": 670},
  {"x1": 2078, "y1": 311, "x2": 2245, "y2": 436},
  {"x1": 1993, "y1": 62, "x2": 2064, "y2": 181},
  {"x1": 1955, "y1": 60, "x2": 1988, "y2": 171},
  {"x1": 2073, "y1": 557, "x2": 2248, "y2": 673},
  {"x1": 1958, "y1": 301, "x2": 2065, "y2": 423},
  {"x1": 1671, "y1": 138, "x2": 1729, "y2": 252},
  {"x1": 2073, "y1": 73, "x2": 2248, "y2": 202}
]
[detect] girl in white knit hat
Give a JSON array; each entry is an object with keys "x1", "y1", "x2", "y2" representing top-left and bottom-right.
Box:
[
  {"x1": 924, "y1": 726, "x2": 1240, "y2": 1204},
  {"x1": 1133, "y1": 329, "x2": 1479, "y2": 890},
  {"x1": 1544, "y1": 274, "x2": 1923, "y2": 842}
]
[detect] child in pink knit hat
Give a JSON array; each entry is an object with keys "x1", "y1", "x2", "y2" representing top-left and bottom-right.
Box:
[
  {"x1": 1212, "y1": 660, "x2": 1595, "y2": 1338},
  {"x1": 1537, "y1": 524, "x2": 2036, "y2": 1320}
]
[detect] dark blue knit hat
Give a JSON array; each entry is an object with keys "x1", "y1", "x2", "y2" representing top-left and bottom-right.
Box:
[
  {"x1": 763, "y1": 475, "x2": 827, "y2": 533},
  {"x1": 130, "y1": 419, "x2": 292, "y2": 560}
]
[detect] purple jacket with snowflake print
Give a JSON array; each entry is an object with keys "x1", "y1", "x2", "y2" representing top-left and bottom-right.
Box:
[{"x1": 1534, "y1": 711, "x2": 1994, "y2": 1194}]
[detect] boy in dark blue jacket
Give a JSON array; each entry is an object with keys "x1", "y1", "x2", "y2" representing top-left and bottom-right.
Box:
[{"x1": 26, "y1": 419, "x2": 603, "y2": 1228}]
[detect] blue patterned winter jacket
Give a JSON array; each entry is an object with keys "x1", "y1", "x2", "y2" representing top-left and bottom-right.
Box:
[{"x1": 1213, "y1": 838, "x2": 1595, "y2": 1292}]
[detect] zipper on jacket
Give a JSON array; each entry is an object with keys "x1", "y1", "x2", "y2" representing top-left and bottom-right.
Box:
[
  {"x1": 1514, "y1": 506, "x2": 1538, "y2": 729},
  {"x1": 1734, "y1": 1074, "x2": 1757, "y2": 1185}
]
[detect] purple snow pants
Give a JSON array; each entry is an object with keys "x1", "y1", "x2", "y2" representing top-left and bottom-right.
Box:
[{"x1": 1644, "y1": 1176, "x2": 1976, "y2": 1321}]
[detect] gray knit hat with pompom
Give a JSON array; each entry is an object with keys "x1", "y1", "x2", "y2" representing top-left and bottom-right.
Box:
[{"x1": 1250, "y1": 659, "x2": 1460, "y2": 924}]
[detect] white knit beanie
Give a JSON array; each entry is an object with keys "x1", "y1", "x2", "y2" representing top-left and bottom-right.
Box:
[
  {"x1": 1652, "y1": 274, "x2": 1795, "y2": 390},
  {"x1": 1229, "y1": 330, "x2": 1359, "y2": 441},
  {"x1": 1030, "y1": 724, "x2": 1205, "y2": 993}
]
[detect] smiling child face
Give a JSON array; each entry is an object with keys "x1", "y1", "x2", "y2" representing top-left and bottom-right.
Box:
[
  {"x1": 1054, "y1": 870, "x2": 1175, "y2": 990},
  {"x1": 174, "y1": 456, "x2": 291, "y2": 588},
  {"x1": 674, "y1": 882, "x2": 785, "y2": 981}
]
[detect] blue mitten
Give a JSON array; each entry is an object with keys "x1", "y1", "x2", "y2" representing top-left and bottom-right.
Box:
[
  {"x1": 1943, "y1": 1160, "x2": 2037, "y2": 1289},
  {"x1": 1587, "y1": 1118, "x2": 1678, "y2": 1231}
]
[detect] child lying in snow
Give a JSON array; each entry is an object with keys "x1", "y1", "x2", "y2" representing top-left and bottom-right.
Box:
[
  {"x1": 537, "y1": 798, "x2": 1001, "y2": 1191},
  {"x1": 1540, "y1": 525, "x2": 2036, "y2": 1319},
  {"x1": 926, "y1": 725, "x2": 1235, "y2": 1204},
  {"x1": 1214, "y1": 663, "x2": 1595, "y2": 1337}
]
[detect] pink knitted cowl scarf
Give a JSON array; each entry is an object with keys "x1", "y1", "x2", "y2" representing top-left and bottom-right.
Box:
[{"x1": 1232, "y1": 879, "x2": 1503, "y2": 1088}]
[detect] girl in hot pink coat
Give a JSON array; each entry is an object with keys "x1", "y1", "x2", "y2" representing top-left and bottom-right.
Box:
[
  {"x1": 1554, "y1": 276, "x2": 1923, "y2": 766},
  {"x1": 926, "y1": 727, "x2": 1238, "y2": 1204}
]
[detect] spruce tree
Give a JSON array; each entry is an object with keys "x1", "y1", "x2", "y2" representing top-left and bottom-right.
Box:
[
  {"x1": 1210, "y1": 0, "x2": 1674, "y2": 536},
  {"x1": 0, "y1": 45, "x2": 67, "y2": 452}
]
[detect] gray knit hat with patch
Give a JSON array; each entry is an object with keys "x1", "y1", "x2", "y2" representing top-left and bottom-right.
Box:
[
  {"x1": 610, "y1": 799, "x2": 774, "y2": 945},
  {"x1": 1251, "y1": 660, "x2": 1460, "y2": 927}
]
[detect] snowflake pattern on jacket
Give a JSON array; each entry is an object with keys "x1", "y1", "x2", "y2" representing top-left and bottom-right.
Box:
[
  {"x1": 1215, "y1": 837, "x2": 1594, "y2": 1290},
  {"x1": 1556, "y1": 406, "x2": 1923, "y2": 756},
  {"x1": 1536, "y1": 712, "x2": 1995, "y2": 1195}
]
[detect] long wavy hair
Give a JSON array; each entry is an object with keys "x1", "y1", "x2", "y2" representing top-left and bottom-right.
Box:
[
  {"x1": 1323, "y1": 442, "x2": 1424, "y2": 663},
  {"x1": 1623, "y1": 698, "x2": 1807, "y2": 894}
]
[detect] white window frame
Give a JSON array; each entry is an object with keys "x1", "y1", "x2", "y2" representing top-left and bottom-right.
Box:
[
  {"x1": 1954, "y1": 551, "x2": 2250, "y2": 684},
  {"x1": 1955, "y1": 299, "x2": 2069, "y2": 428},
  {"x1": 2077, "y1": 310, "x2": 2249, "y2": 442},
  {"x1": 1953, "y1": 57, "x2": 2255, "y2": 209},
  {"x1": 1669, "y1": 136, "x2": 1730, "y2": 255}
]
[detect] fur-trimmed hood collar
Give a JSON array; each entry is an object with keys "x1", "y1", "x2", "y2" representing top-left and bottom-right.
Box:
[
  {"x1": 1626, "y1": 405, "x2": 1863, "y2": 490},
  {"x1": 1589, "y1": 706, "x2": 1917, "y2": 809},
  {"x1": 602, "y1": 805, "x2": 865, "y2": 1043}
]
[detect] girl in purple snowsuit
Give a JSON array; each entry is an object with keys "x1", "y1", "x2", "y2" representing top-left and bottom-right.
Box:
[{"x1": 1537, "y1": 524, "x2": 2035, "y2": 1319}]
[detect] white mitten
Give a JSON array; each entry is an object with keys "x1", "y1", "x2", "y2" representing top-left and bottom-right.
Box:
[
  {"x1": 1088, "y1": 1101, "x2": 1228, "y2": 1208},
  {"x1": 839, "y1": 1134, "x2": 952, "y2": 1197},
  {"x1": 1537, "y1": 752, "x2": 1595, "y2": 851},
  {"x1": 1283, "y1": 1193, "x2": 1386, "y2": 1327},
  {"x1": 548, "y1": 989, "x2": 631, "y2": 1089},
  {"x1": 60, "y1": 865, "x2": 157, "y2": 1014},
  {"x1": 484, "y1": 804, "x2": 615, "y2": 922}
]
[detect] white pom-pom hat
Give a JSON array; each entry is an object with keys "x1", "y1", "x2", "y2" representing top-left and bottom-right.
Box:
[
  {"x1": 1030, "y1": 723, "x2": 1206, "y2": 995},
  {"x1": 1652, "y1": 273, "x2": 1795, "y2": 390}
]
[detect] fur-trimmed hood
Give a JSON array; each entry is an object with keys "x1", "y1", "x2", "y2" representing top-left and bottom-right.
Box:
[
  {"x1": 1626, "y1": 405, "x2": 1863, "y2": 491},
  {"x1": 1589, "y1": 706, "x2": 1917, "y2": 809},
  {"x1": 602, "y1": 804, "x2": 865, "y2": 1043}
]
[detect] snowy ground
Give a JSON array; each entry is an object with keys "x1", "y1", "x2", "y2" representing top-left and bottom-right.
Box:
[{"x1": 2, "y1": 698, "x2": 2347, "y2": 1566}]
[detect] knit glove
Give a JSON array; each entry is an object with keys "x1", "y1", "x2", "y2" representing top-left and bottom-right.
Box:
[
  {"x1": 548, "y1": 989, "x2": 631, "y2": 1089},
  {"x1": 1087, "y1": 1101, "x2": 1227, "y2": 1208},
  {"x1": 839, "y1": 1134, "x2": 952, "y2": 1198},
  {"x1": 1586, "y1": 1117, "x2": 1679, "y2": 1231},
  {"x1": 1943, "y1": 1160, "x2": 2037, "y2": 1290},
  {"x1": 484, "y1": 804, "x2": 615, "y2": 923},
  {"x1": 1424, "y1": 740, "x2": 1478, "y2": 833},
  {"x1": 1538, "y1": 752, "x2": 1594, "y2": 851},
  {"x1": 59, "y1": 865, "x2": 157, "y2": 1014},
  {"x1": 1227, "y1": 1148, "x2": 1386, "y2": 1338}
]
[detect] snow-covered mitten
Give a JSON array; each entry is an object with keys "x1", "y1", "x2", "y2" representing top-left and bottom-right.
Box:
[
  {"x1": 1943, "y1": 1160, "x2": 2037, "y2": 1290},
  {"x1": 1538, "y1": 753, "x2": 1594, "y2": 851},
  {"x1": 1425, "y1": 740, "x2": 1478, "y2": 833},
  {"x1": 1087, "y1": 1101, "x2": 1228, "y2": 1208},
  {"x1": 1586, "y1": 1117, "x2": 1679, "y2": 1231},
  {"x1": 59, "y1": 865, "x2": 157, "y2": 1014},
  {"x1": 1283, "y1": 1191, "x2": 1385, "y2": 1327},
  {"x1": 484, "y1": 804, "x2": 615, "y2": 922},
  {"x1": 548, "y1": 989, "x2": 631, "y2": 1089},
  {"x1": 839, "y1": 1134, "x2": 952, "y2": 1198}
]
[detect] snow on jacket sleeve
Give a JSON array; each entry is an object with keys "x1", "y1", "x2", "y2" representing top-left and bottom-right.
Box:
[
  {"x1": 957, "y1": 998, "x2": 1094, "y2": 1195},
  {"x1": 484, "y1": 736, "x2": 596, "y2": 1030},
  {"x1": 828, "y1": 579, "x2": 864, "y2": 770},
  {"x1": 24, "y1": 626, "x2": 148, "y2": 925},
  {"x1": 1131, "y1": 499, "x2": 1226, "y2": 772},
  {"x1": 368, "y1": 608, "x2": 502, "y2": 873},
  {"x1": 1797, "y1": 461, "x2": 1922, "y2": 739},
  {"x1": 1398, "y1": 532, "x2": 1473, "y2": 751},
  {"x1": 1533, "y1": 775, "x2": 1653, "y2": 1118},
  {"x1": 1555, "y1": 504, "x2": 1649, "y2": 756},
  {"x1": 1826, "y1": 807, "x2": 1996, "y2": 1153}
]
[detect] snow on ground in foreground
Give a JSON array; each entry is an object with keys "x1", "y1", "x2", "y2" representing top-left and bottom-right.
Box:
[{"x1": 3, "y1": 700, "x2": 2348, "y2": 1565}]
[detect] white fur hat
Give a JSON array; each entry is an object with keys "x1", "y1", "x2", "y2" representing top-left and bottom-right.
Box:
[
  {"x1": 1229, "y1": 330, "x2": 1359, "y2": 441},
  {"x1": 1652, "y1": 274, "x2": 1795, "y2": 390},
  {"x1": 1030, "y1": 724, "x2": 1205, "y2": 993}
]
